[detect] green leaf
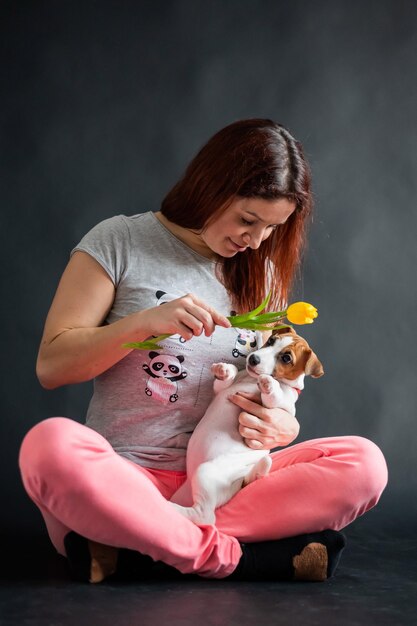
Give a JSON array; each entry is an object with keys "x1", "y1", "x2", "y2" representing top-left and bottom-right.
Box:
[
  {"x1": 249, "y1": 291, "x2": 272, "y2": 317},
  {"x1": 227, "y1": 314, "x2": 253, "y2": 325},
  {"x1": 227, "y1": 291, "x2": 273, "y2": 326},
  {"x1": 248, "y1": 312, "x2": 287, "y2": 323}
]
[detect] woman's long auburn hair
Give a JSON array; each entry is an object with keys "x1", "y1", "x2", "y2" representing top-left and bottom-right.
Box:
[{"x1": 161, "y1": 119, "x2": 312, "y2": 312}]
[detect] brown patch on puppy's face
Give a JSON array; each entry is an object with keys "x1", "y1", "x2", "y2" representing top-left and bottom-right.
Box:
[{"x1": 268, "y1": 333, "x2": 324, "y2": 381}]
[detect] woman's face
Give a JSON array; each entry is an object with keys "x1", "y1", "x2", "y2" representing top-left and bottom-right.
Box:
[{"x1": 200, "y1": 196, "x2": 296, "y2": 258}]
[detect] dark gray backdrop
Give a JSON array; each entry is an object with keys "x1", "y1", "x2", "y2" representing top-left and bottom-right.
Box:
[{"x1": 1, "y1": 0, "x2": 416, "y2": 540}]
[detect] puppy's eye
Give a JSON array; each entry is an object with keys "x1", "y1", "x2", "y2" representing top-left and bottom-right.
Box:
[
  {"x1": 266, "y1": 336, "x2": 276, "y2": 346},
  {"x1": 279, "y1": 352, "x2": 292, "y2": 364}
]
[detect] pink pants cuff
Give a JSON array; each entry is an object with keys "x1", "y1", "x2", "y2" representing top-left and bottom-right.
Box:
[{"x1": 18, "y1": 417, "x2": 388, "y2": 579}]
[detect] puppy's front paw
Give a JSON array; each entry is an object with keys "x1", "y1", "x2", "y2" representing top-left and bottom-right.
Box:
[
  {"x1": 257, "y1": 374, "x2": 274, "y2": 394},
  {"x1": 211, "y1": 363, "x2": 232, "y2": 380}
]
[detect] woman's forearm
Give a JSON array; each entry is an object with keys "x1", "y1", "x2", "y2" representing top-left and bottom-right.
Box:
[{"x1": 36, "y1": 310, "x2": 151, "y2": 389}]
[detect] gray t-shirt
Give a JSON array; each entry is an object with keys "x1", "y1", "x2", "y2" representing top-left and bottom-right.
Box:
[{"x1": 72, "y1": 212, "x2": 259, "y2": 470}]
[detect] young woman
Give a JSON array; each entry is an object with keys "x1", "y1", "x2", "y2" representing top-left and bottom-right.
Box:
[{"x1": 19, "y1": 119, "x2": 388, "y2": 583}]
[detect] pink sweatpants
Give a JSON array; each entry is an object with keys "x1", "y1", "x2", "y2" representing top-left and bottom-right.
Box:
[{"x1": 19, "y1": 417, "x2": 388, "y2": 579}]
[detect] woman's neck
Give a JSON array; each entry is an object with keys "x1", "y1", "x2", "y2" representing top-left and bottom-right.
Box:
[{"x1": 154, "y1": 212, "x2": 216, "y2": 260}]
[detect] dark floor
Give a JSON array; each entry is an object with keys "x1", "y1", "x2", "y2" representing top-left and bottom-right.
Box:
[{"x1": 1, "y1": 524, "x2": 416, "y2": 626}]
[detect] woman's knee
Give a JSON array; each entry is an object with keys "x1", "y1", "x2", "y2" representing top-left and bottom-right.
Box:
[
  {"x1": 20, "y1": 417, "x2": 66, "y2": 461},
  {"x1": 19, "y1": 417, "x2": 89, "y2": 480},
  {"x1": 344, "y1": 435, "x2": 388, "y2": 505}
]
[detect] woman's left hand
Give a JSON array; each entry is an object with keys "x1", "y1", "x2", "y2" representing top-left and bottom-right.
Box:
[{"x1": 229, "y1": 391, "x2": 300, "y2": 450}]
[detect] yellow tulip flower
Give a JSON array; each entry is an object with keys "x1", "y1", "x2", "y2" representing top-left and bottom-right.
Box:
[{"x1": 286, "y1": 302, "x2": 318, "y2": 325}]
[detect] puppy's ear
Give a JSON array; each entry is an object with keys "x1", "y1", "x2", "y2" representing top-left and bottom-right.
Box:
[
  {"x1": 305, "y1": 351, "x2": 324, "y2": 378},
  {"x1": 273, "y1": 325, "x2": 296, "y2": 336}
]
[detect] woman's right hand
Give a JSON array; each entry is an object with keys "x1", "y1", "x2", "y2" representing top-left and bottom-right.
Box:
[{"x1": 141, "y1": 293, "x2": 231, "y2": 341}]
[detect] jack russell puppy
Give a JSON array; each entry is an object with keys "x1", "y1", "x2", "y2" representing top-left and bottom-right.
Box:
[{"x1": 169, "y1": 326, "x2": 324, "y2": 525}]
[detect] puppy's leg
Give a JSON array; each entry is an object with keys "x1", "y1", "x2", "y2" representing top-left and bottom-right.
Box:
[
  {"x1": 211, "y1": 363, "x2": 238, "y2": 394},
  {"x1": 169, "y1": 456, "x2": 251, "y2": 525},
  {"x1": 190, "y1": 453, "x2": 272, "y2": 523},
  {"x1": 242, "y1": 455, "x2": 272, "y2": 486},
  {"x1": 257, "y1": 374, "x2": 283, "y2": 409},
  {"x1": 169, "y1": 501, "x2": 216, "y2": 525},
  {"x1": 168, "y1": 461, "x2": 221, "y2": 525}
]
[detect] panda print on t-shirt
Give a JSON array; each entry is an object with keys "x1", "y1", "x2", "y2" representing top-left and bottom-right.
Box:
[{"x1": 142, "y1": 351, "x2": 188, "y2": 405}]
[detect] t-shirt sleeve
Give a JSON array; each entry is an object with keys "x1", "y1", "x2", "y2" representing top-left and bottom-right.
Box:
[{"x1": 71, "y1": 215, "x2": 130, "y2": 286}]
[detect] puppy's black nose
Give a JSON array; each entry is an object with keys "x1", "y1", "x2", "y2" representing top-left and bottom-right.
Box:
[{"x1": 248, "y1": 353, "x2": 260, "y2": 366}]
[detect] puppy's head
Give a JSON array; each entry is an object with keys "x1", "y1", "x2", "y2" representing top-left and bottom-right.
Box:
[{"x1": 246, "y1": 326, "x2": 324, "y2": 382}]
